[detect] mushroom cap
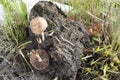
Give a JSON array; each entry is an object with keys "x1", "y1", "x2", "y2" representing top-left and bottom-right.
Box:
[
  {"x1": 30, "y1": 16, "x2": 48, "y2": 35},
  {"x1": 30, "y1": 49, "x2": 49, "y2": 70}
]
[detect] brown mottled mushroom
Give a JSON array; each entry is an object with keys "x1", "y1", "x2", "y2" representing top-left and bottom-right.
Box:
[
  {"x1": 29, "y1": 49, "x2": 49, "y2": 70},
  {"x1": 30, "y1": 16, "x2": 48, "y2": 43}
]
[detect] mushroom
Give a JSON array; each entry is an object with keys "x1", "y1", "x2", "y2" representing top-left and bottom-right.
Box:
[
  {"x1": 30, "y1": 16, "x2": 48, "y2": 43},
  {"x1": 29, "y1": 49, "x2": 49, "y2": 70}
]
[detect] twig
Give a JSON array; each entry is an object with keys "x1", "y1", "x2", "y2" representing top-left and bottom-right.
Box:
[
  {"x1": 0, "y1": 48, "x2": 15, "y2": 70},
  {"x1": 54, "y1": 36, "x2": 74, "y2": 52},
  {"x1": 53, "y1": 36, "x2": 61, "y2": 43},
  {"x1": 0, "y1": 56, "x2": 11, "y2": 65},
  {"x1": 14, "y1": 73, "x2": 27, "y2": 79},
  {"x1": 18, "y1": 49, "x2": 35, "y2": 79},
  {"x1": 46, "y1": 17, "x2": 58, "y2": 27},
  {"x1": 60, "y1": 35, "x2": 75, "y2": 46},
  {"x1": 61, "y1": 43, "x2": 74, "y2": 52},
  {"x1": 107, "y1": 70, "x2": 120, "y2": 74},
  {"x1": 81, "y1": 55, "x2": 92, "y2": 60},
  {"x1": 86, "y1": 11, "x2": 105, "y2": 22},
  {"x1": 56, "y1": 47, "x2": 68, "y2": 59},
  {"x1": 62, "y1": 25, "x2": 70, "y2": 30}
]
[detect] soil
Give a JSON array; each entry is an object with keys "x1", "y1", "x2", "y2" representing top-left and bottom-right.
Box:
[{"x1": 0, "y1": 1, "x2": 90, "y2": 80}]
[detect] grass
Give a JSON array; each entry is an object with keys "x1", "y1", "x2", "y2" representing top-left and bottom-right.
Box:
[
  {"x1": 0, "y1": 0, "x2": 28, "y2": 44},
  {"x1": 57, "y1": 0, "x2": 120, "y2": 79},
  {"x1": 66, "y1": 0, "x2": 102, "y2": 25},
  {"x1": 0, "y1": 0, "x2": 33, "y2": 73},
  {"x1": 54, "y1": 0, "x2": 120, "y2": 79},
  {"x1": 0, "y1": 0, "x2": 120, "y2": 80}
]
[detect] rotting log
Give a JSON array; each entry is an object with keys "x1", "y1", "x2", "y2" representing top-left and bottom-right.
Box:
[{"x1": 29, "y1": 1, "x2": 90, "y2": 80}]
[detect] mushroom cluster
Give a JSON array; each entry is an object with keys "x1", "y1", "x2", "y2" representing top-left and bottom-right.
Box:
[{"x1": 29, "y1": 16, "x2": 49, "y2": 70}]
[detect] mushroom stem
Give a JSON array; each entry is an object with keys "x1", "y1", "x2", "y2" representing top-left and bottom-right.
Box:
[
  {"x1": 35, "y1": 53, "x2": 42, "y2": 62},
  {"x1": 41, "y1": 32, "x2": 45, "y2": 41},
  {"x1": 36, "y1": 38, "x2": 42, "y2": 43}
]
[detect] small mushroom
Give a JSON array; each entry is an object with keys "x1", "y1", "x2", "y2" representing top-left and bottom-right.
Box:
[
  {"x1": 30, "y1": 16, "x2": 48, "y2": 43},
  {"x1": 30, "y1": 49, "x2": 49, "y2": 70}
]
